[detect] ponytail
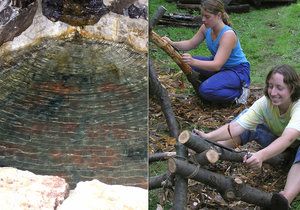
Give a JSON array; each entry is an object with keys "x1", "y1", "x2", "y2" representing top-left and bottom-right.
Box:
[
  {"x1": 201, "y1": 0, "x2": 232, "y2": 26},
  {"x1": 221, "y1": 11, "x2": 231, "y2": 26}
]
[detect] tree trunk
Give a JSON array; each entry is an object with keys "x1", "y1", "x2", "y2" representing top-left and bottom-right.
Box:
[{"x1": 168, "y1": 158, "x2": 272, "y2": 208}]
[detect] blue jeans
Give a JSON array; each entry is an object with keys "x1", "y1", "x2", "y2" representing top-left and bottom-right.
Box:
[
  {"x1": 190, "y1": 56, "x2": 250, "y2": 103},
  {"x1": 240, "y1": 123, "x2": 300, "y2": 164}
]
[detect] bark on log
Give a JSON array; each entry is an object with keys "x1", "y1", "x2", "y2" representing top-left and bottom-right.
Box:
[
  {"x1": 150, "y1": 31, "x2": 192, "y2": 75},
  {"x1": 158, "y1": 19, "x2": 200, "y2": 28},
  {"x1": 191, "y1": 149, "x2": 219, "y2": 165},
  {"x1": 168, "y1": 158, "x2": 272, "y2": 207},
  {"x1": 158, "y1": 14, "x2": 202, "y2": 28},
  {"x1": 173, "y1": 143, "x2": 189, "y2": 209},
  {"x1": 177, "y1": 0, "x2": 232, "y2": 5},
  {"x1": 177, "y1": 3, "x2": 250, "y2": 13},
  {"x1": 251, "y1": 0, "x2": 262, "y2": 5},
  {"x1": 149, "y1": 152, "x2": 177, "y2": 163},
  {"x1": 179, "y1": 130, "x2": 295, "y2": 168},
  {"x1": 150, "y1": 30, "x2": 201, "y2": 92},
  {"x1": 149, "y1": 59, "x2": 179, "y2": 137},
  {"x1": 149, "y1": 171, "x2": 175, "y2": 190},
  {"x1": 149, "y1": 6, "x2": 167, "y2": 30},
  {"x1": 150, "y1": 29, "x2": 201, "y2": 92}
]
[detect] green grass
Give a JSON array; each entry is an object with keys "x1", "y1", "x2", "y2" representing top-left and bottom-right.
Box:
[
  {"x1": 149, "y1": 162, "x2": 173, "y2": 209},
  {"x1": 149, "y1": 0, "x2": 300, "y2": 209},
  {"x1": 149, "y1": 1, "x2": 300, "y2": 84}
]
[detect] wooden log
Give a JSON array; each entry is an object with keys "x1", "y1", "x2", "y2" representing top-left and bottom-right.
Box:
[
  {"x1": 150, "y1": 31, "x2": 192, "y2": 75},
  {"x1": 158, "y1": 19, "x2": 201, "y2": 28},
  {"x1": 149, "y1": 172, "x2": 174, "y2": 190},
  {"x1": 177, "y1": 3, "x2": 250, "y2": 13},
  {"x1": 150, "y1": 7, "x2": 189, "y2": 209},
  {"x1": 251, "y1": 0, "x2": 296, "y2": 6},
  {"x1": 149, "y1": 5, "x2": 167, "y2": 30},
  {"x1": 177, "y1": 0, "x2": 232, "y2": 5},
  {"x1": 178, "y1": 130, "x2": 295, "y2": 168},
  {"x1": 168, "y1": 158, "x2": 272, "y2": 207},
  {"x1": 149, "y1": 152, "x2": 177, "y2": 163},
  {"x1": 251, "y1": 0, "x2": 262, "y2": 5},
  {"x1": 150, "y1": 31, "x2": 201, "y2": 92},
  {"x1": 163, "y1": 13, "x2": 199, "y2": 21},
  {"x1": 149, "y1": 59, "x2": 179, "y2": 138},
  {"x1": 191, "y1": 149, "x2": 219, "y2": 165},
  {"x1": 226, "y1": 4, "x2": 250, "y2": 13},
  {"x1": 173, "y1": 143, "x2": 189, "y2": 209},
  {"x1": 179, "y1": 130, "x2": 211, "y2": 153}
]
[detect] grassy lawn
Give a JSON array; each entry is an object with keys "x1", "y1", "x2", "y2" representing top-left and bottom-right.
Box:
[
  {"x1": 149, "y1": 0, "x2": 300, "y2": 209},
  {"x1": 149, "y1": 0, "x2": 300, "y2": 84}
]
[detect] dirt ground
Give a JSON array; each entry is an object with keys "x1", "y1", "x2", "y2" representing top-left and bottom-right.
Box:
[{"x1": 149, "y1": 69, "x2": 290, "y2": 209}]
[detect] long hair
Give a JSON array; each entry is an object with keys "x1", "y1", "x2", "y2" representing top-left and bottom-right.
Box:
[
  {"x1": 264, "y1": 64, "x2": 300, "y2": 102},
  {"x1": 201, "y1": 0, "x2": 231, "y2": 26}
]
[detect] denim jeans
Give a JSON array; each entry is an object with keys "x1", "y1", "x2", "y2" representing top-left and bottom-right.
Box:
[
  {"x1": 190, "y1": 56, "x2": 250, "y2": 103},
  {"x1": 239, "y1": 116, "x2": 300, "y2": 164}
]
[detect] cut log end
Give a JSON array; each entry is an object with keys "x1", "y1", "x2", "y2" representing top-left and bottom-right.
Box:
[
  {"x1": 234, "y1": 177, "x2": 243, "y2": 185},
  {"x1": 206, "y1": 149, "x2": 219, "y2": 164},
  {"x1": 225, "y1": 190, "x2": 236, "y2": 200},
  {"x1": 178, "y1": 130, "x2": 190, "y2": 144},
  {"x1": 168, "y1": 158, "x2": 177, "y2": 173}
]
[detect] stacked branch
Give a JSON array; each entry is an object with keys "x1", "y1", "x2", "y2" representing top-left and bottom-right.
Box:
[
  {"x1": 177, "y1": 3, "x2": 250, "y2": 13},
  {"x1": 168, "y1": 158, "x2": 272, "y2": 207},
  {"x1": 178, "y1": 130, "x2": 295, "y2": 168},
  {"x1": 149, "y1": 152, "x2": 177, "y2": 163},
  {"x1": 149, "y1": 7, "x2": 189, "y2": 209},
  {"x1": 149, "y1": 171, "x2": 175, "y2": 190},
  {"x1": 149, "y1": 59, "x2": 179, "y2": 137}
]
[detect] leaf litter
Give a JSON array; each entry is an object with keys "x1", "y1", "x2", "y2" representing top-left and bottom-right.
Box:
[{"x1": 149, "y1": 70, "x2": 288, "y2": 210}]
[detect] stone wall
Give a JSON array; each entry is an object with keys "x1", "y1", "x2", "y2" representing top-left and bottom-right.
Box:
[
  {"x1": 0, "y1": 167, "x2": 148, "y2": 210},
  {"x1": 0, "y1": 1, "x2": 148, "y2": 208},
  {"x1": 0, "y1": 0, "x2": 148, "y2": 55}
]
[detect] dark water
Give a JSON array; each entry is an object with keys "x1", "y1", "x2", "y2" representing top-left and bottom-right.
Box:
[{"x1": 0, "y1": 38, "x2": 148, "y2": 188}]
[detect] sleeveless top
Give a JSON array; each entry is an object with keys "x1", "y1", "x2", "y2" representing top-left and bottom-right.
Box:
[{"x1": 205, "y1": 25, "x2": 249, "y2": 68}]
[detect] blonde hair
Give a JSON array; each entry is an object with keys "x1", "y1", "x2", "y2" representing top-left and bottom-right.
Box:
[{"x1": 201, "y1": 0, "x2": 232, "y2": 26}]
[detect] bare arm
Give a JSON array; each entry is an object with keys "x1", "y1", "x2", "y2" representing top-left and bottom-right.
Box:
[
  {"x1": 195, "y1": 121, "x2": 246, "y2": 142},
  {"x1": 245, "y1": 128, "x2": 300, "y2": 168},
  {"x1": 163, "y1": 24, "x2": 206, "y2": 51},
  {"x1": 182, "y1": 30, "x2": 237, "y2": 71}
]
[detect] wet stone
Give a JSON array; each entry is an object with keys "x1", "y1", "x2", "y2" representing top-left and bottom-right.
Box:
[
  {"x1": 42, "y1": 0, "x2": 109, "y2": 26},
  {"x1": 0, "y1": 37, "x2": 147, "y2": 188}
]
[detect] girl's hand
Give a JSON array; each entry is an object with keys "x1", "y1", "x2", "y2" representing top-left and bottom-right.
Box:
[
  {"x1": 243, "y1": 152, "x2": 263, "y2": 169},
  {"x1": 182, "y1": 53, "x2": 194, "y2": 65},
  {"x1": 162, "y1": 36, "x2": 172, "y2": 44},
  {"x1": 192, "y1": 129, "x2": 208, "y2": 139}
]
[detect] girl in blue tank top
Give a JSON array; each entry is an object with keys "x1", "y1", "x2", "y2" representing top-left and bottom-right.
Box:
[{"x1": 163, "y1": 0, "x2": 251, "y2": 104}]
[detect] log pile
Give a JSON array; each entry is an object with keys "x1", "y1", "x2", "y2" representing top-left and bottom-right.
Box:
[
  {"x1": 177, "y1": 0, "x2": 250, "y2": 14},
  {"x1": 158, "y1": 0, "x2": 297, "y2": 27},
  {"x1": 149, "y1": 5, "x2": 295, "y2": 209},
  {"x1": 177, "y1": 0, "x2": 296, "y2": 7},
  {"x1": 149, "y1": 130, "x2": 296, "y2": 208}
]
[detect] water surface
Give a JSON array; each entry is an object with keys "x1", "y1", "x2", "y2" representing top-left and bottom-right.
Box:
[{"x1": 0, "y1": 38, "x2": 148, "y2": 188}]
